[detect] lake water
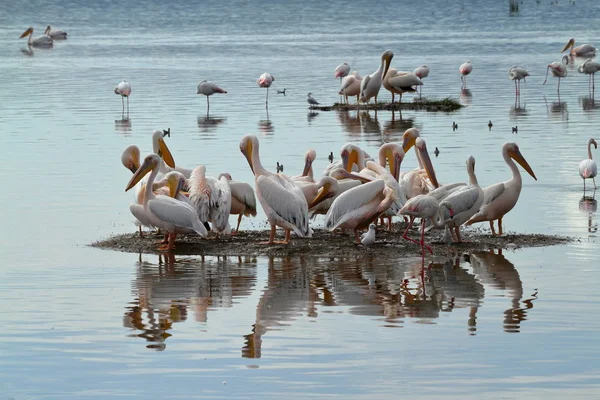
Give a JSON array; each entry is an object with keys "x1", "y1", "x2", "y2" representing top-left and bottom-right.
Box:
[{"x1": 1, "y1": 0, "x2": 600, "y2": 398}]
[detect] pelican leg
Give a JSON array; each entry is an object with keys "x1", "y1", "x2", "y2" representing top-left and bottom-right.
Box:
[
  {"x1": 402, "y1": 217, "x2": 420, "y2": 245},
  {"x1": 498, "y1": 218, "x2": 504, "y2": 236},
  {"x1": 391, "y1": 93, "x2": 395, "y2": 105},
  {"x1": 139, "y1": 225, "x2": 144, "y2": 238},
  {"x1": 354, "y1": 230, "x2": 361, "y2": 244},
  {"x1": 157, "y1": 233, "x2": 176, "y2": 251},
  {"x1": 259, "y1": 224, "x2": 276, "y2": 245},
  {"x1": 454, "y1": 226, "x2": 464, "y2": 243},
  {"x1": 282, "y1": 229, "x2": 291, "y2": 244},
  {"x1": 231, "y1": 214, "x2": 243, "y2": 235},
  {"x1": 489, "y1": 220, "x2": 496, "y2": 236},
  {"x1": 387, "y1": 216, "x2": 392, "y2": 232}
]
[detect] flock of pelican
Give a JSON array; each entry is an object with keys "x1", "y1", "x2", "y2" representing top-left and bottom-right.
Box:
[{"x1": 19, "y1": 25, "x2": 67, "y2": 47}]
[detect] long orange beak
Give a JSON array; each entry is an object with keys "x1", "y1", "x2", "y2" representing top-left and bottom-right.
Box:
[
  {"x1": 418, "y1": 143, "x2": 440, "y2": 188},
  {"x1": 20, "y1": 28, "x2": 33, "y2": 38},
  {"x1": 241, "y1": 141, "x2": 255, "y2": 175},
  {"x1": 510, "y1": 149, "x2": 537, "y2": 181},
  {"x1": 309, "y1": 182, "x2": 335, "y2": 208},
  {"x1": 126, "y1": 159, "x2": 153, "y2": 191},
  {"x1": 158, "y1": 139, "x2": 175, "y2": 168}
]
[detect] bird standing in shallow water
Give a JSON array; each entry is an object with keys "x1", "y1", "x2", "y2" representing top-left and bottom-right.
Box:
[
  {"x1": 114, "y1": 80, "x2": 132, "y2": 117},
  {"x1": 460, "y1": 61, "x2": 472, "y2": 89},
  {"x1": 307, "y1": 93, "x2": 319, "y2": 107},
  {"x1": 579, "y1": 138, "x2": 597, "y2": 191},
  {"x1": 197, "y1": 80, "x2": 227, "y2": 116},
  {"x1": 257, "y1": 73, "x2": 274, "y2": 107}
]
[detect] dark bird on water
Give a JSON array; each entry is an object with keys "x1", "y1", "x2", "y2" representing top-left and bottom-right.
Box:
[
  {"x1": 434, "y1": 147, "x2": 440, "y2": 157},
  {"x1": 328, "y1": 151, "x2": 334, "y2": 163},
  {"x1": 277, "y1": 88, "x2": 287, "y2": 95},
  {"x1": 276, "y1": 162, "x2": 284, "y2": 173},
  {"x1": 452, "y1": 121, "x2": 458, "y2": 131},
  {"x1": 162, "y1": 128, "x2": 171, "y2": 137},
  {"x1": 488, "y1": 120, "x2": 493, "y2": 130},
  {"x1": 512, "y1": 126, "x2": 519, "y2": 134}
]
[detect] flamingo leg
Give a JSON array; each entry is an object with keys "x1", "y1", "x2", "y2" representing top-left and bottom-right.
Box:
[
  {"x1": 402, "y1": 216, "x2": 420, "y2": 245},
  {"x1": 127, "y1": 96, "x2": 129, "y2": 116},
  {"x1": 207, "y1": 96, "x2": 210, "y2": 116},
  {"x1": 121, "y1": 96, "x2": 124, "y2": 115},
  {"x1": 420, "y1": 218, "x2": 433, "y2": 255},
  {"x1": 454, "y1": 226, "x2": 464, "y2": 243},
  {"x1": 266, "y1": 87, "x2": 269, "y2": 106},
  {"x1": 231, "y1": 214, "x2": 243, "y2": 235},
  {"x1": 594, "y1": 177, "x2": 597, "y2": 189}
]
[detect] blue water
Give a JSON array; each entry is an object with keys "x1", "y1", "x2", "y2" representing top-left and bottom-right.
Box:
[{"x1": 1, "y1": 0, "x2": 599, "y2": 398}]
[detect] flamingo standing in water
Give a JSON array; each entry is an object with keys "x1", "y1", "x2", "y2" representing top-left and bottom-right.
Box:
[
  {"x1": 400, "y1": 195, "x2": 453, "y2": 256},
  {"x1": 578, "y1": 59, "x2": 600, "y2": 91},
  {"x1": 460, "y1": 61, "x2": 472, "y2": 88},
  {"x1": 543, "y1": 57, "x2": 568, "y2": 94},
  {"x1": 508, "y1": 66, "x2": 529, "y2": 96},
  {"x1": 579, "y1": 138, "x2": 598, "y2": 191},
  {"x1": 114, "y1": 80, "x2": 132, "y2": 116},
  {"x1": 257, "y1": 73, "x2": 274, "y2": 107},
  {"x1": 197, "y1": 80, "x2": 227, "y2": 115},
  {"x1": 413, "y1": 65, "x2": 430, "y2": 96}
]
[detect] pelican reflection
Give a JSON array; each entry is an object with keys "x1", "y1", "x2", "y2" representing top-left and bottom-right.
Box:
[
  {"x1": 359, "y1": 110, "x2": 382, "y2": 137},
  {"x1": 383, "y1": 110, "x2": 415, "y2": 138},
  {"x1": 337, "y1": 109, "x2": 361, "y2": 136}
]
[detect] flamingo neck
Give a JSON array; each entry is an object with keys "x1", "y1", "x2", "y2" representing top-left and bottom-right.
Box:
[
  {"x1": 144, "y1": 165, "x2": 159, "y2": 209},
  {"x1": 503, "y1": 149, "x2": 522, "y2": 185},
  {"x1": 431, "y1": 207, "x2": 446, "y2": 228},
  {"x1": 588, "y1": 141, "x2": 595, "y2": 160}
]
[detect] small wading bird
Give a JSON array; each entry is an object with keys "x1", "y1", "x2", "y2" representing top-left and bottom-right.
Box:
[
  {"x1": 460, "y1": 61, "x2": 472, "y2": 89},
  {"x1": 466, "y1": 142, "x2": 537, "y2": 236},
  {"x1": 543, "y1": 57, "x2": 568, "y2": 94},
  {"x1": 508, "y1": 66, "x2": 529, "y2": 96},
  {"x1": 114, "y1": 80, "x2": 132, "y2": 116},
  {"x1": 307, "y1": 93, "x2": 319, "y2": 107},
  {"x1": 579, "y1": 138, "x2": 597, "y2": 191},
  {"x1": 197, "y1": 80, "x2": 227, "y2": 115},
  {"x1": 257, "y1": 73, "x2": 274, "y2": 106},
  {"x1": 19, "y1": 27, "x2": 52, "y2": 47},
  {"x1": 360, "y1": 50, "x2": 394, "y2": 106},
  {"x1": 44, "y1": 25, "x2": 67, "y2": 39},
  {"x1": 578, "y1": 59, "x2": 600, "y2": 91},
  {"x1": 562, "y1": 38, "x2": 597, "y2": 58}
]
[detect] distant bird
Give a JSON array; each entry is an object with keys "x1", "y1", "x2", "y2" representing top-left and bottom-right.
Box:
[
  {"x1": 460, "y1": 61, "x2": 472, "y2": 88},
  {"x1": 162, "y1": 128, "x2": 171, "y2": 137},
  {"x1": 276, "y1": 88, "x2": 287, "y2": 95},
  {"x1": 512, "y1": 126, "x2": 519, "y2": 134},
  {"x1": 339, "y1": 71, "x2": 363, "y2": 104},
  {"x1": 257, "y1": 72, "x2": 274, "y2": 106},
  {"x1": 328, "y1": 151, "x2": 334, "y2": 163},
  {"x1": 579, "y1": 138, "x2": 597, "y2": 191},
  {"x1": 360, "y1": 223, "x2": 377, "y2": 246},
  {"x1": 400, "y1": 195, "x2": 453, "y2": 256},
  {"x1": 334, "y1": 62, "x2": 351, "y2": 82},
  {"x1": 19, "y1": 27, "x2": 52, "y2": 47},
  {"x1": 578, "y1": 59, "x2": 600, "y2": 90},
  {"x1": 44, "y1": 25, "x2": 67, "y2": 39},
  {"x1": 197, "y1": 80, "x2": 227, "y2": 115},
  {"x1": 434, "y1": 147, "x2": 440, "y2": 157},
  {"x1": 360, "y1": 50, "x2": 394, "y2": 106},
  {"x1": 452, "y1": 121, "x2": 458, "y2": 131},
  {"x1": 114, "y1": 80, "x2": 132, "y2": 116},
  {"x1": 383, "y1": 68, "x2": 422, "y2": 105},
  {"x1": 508, "y1": 66, "x2": 529, "y2": 95},
  {"x1": 488, "y1": 120, "x2": 493, "y2": 130},
  {"x1": 562, "y1": 38, "x2": 597, "y2": 58},
  {"x1": 307, "y1": 92, "x2": 320, "y2": 107},
  {"x1": 276, "y1": 162, "x2": 284, "y2": 173},
  {"x1": 543, "y1": 58, "x2": 568, "y2": 94},
  {"x1": 413, "y1": 65, "x2": 430, "y2": 96}
]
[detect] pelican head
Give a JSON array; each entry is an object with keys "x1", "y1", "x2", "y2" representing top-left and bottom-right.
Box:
[
  {"x1": 239, "y1": 134, "x2": 258, "y2": 175},
  {"x1": 121, "y1": 145, "x2": 141, "y2": 173},
  {"x1": 381, "y1": 50, "x2": 394, "y2": 77},
  {"x1": 126, "y1": 154, "x2": 160, "y2": 191},
  {"x1": 340, "y1": 143, "x2": 363, "y2": 172},
  {"x1": 218, "y1": 172, "x2": 233, "y2": 181},
  {"x1": 309, "y1": 177, "x2": 338, "y2": 208},
  {"x1": 164, "y1": 171, "x2": 187, "y2": 198},
  {"x1": 19, "y1": 27, "x2": 34, "y2": 38},
  {"x1": 151, "y1": 130, "x2": 175, "y2": 168},
  {"x1": 302, "y1": 149, "x2": 317, "y2": 177},
  {"x1": 45, "y1": 25, "x2": 52, "y2": 35},
  {"x1": 505, "y1": 142, "x2": 537, "y2": 180},
  {"x1": 379, "y1": 143, "x2": 404, "y2": 180},
  {"x1": 416, "y1": 138, "x2": 440, "y2": 188},
  {"x1": 561, "y1": 38, "x2": 575, "y2": 53},
  {"x1": 401, "y1": 128, "x2": 421, "y2": 152}
]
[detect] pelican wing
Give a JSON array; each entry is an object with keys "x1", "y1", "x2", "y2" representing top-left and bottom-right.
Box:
[
  {"x1": 388, "y1": 72, "x2": 422, "y2": 90},
  {"x1": 210, "y1": 177, "x2": 232, "y2": 233},
  {"x1": 444, "y1": 186, "x2": 483, "y2": 215},
  {"x1": 257, "y1": 174, "x2": 310, "y2": 236},
  {"x1": 481, "y1": 182, "x2": 506, "y2": 207},
  {"x1": 325, "y1": 179, "x2": 385, "y2": 229},
  {"x1": 360, "y1": 75, "x2": 371, "y2": 96},
  {"x1": 230, "y1": 181, "x2": 257, "y2": 215},
  {"x1": 148, "y1": 197, "x2": 207, "y2": 236}
]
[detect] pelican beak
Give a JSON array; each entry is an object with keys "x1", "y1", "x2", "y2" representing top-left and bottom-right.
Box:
[
  {"x1": 241, "y1": 140, "x2": 254, "y2": 175},
  {"x1": 344, "y1": 170, "x2": 372, "y2": 184},
  {"x1": 561, "y1": 38, "x2": 574, "y2": 53},
  {"x1": 510, "y1": 149, "x2": 537, "y2": 181},
  {"x1": 418, "y1": 143, "x2": 440, "y2": 188},
  {"x1": 344, "y1": 149, "x2": 358, "y2": 172},
  {"x1": 158, "y1": 139, "x2": 175, "y2": 168},
  {"x1": 402, "y1": 134, "x2": 416, "y2": 153},
  {"x1": 393, "y1": 153, "x2": 403, "y2": 181},
  {"x1": 309, "y1": 182, "x2": 333, "y2": 208},
  {"x1": 382, "y1": 53, "x2": 393, "y2": 79},
  {"x1": 126, "y1": 159, "x2": 153, "y2": 191},
  {"x1": 301, "y1": 156, "x2": 313, "y2": 177},
  {"x1": 20, "y1": 27, "x2": 33, "y2": 38},
  {"x1": 170, "y1": 177, "x2": 185, "y2": 198}
]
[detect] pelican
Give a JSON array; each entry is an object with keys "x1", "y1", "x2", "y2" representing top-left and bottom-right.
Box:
[
  {"x1": 440, "y1": 156, "x2": 484, "y2": 242},
  {"x1": 339, "y1": 71, "x2": 363, "y2": 104},
  {"x1": 149, "y1": 130, "x2": 195, "y2": 178},
  {"x1": 44, "y1": 25, "x2": 67, "y2": 39},
  {"x1": 309, "y1": 168, "x2": 368, "y2": 218},
  {"x1": 307, "y1": 93, "x2": 319, "y2": 107},
  {"x1": 460, "y1": 61, "x2": 472, "y2": 88},
  {"x1": 543, "y1": 58, "x2": 568, "y2": 94},
  {"x1": 19, "y1": 27, "x2": 52, "y2": 48},
  {"x1": 334, "y1": 62, "x2": 351, "y2": 81},
  {"x1": 114, "y1": 80, "x2": 132, "y2": 115},
  {"x1": 401, "y1": 129, "x2": 440, "y2": 197},
  {"x1": 125, "y1": 154, "x2": 207, "y2": 250},
  {"x1": 359, "y1": 50, "x2": 394, "y2": 105},
  {"x1": 399, "y1": 195, "x2": 452, "y2": 256},
  {"x1": 360, "y1": 224, "x2": 377, "y2": 246},
  {"x1": 296, "y1": 176, "x2": 339, "y2": 209},
  {"x1": 197, "y1": 80, "x2": 227, "y2": 115},
  {"x1": 325, "y1": 180, "x2": 398, "y2": 243},
  {"x1": 364, "y1": 160, "x2": 407, "y2": 230},
  {"x1": 240, "y1": 134, "x2": 311, "y2": 244},
  {"x1": 578, "y1": 59, "x2": 600, "y2": 90},
  {"x1": 257, "y1": 73, "x2": 274, "y2": 106},
  {"x1": 466, "y1": 143, "x2": 537, "y2": 235},
  {"x1": 189, "y1": 166, "x2": 232, "y2": 236},
  {"x1": 218, "y1": 173, "x2": 257, "y2": 234},
  {"x1": 383, "y1": 68, "x2": 422, "y2": 104},
  {"x1": 562, "y1": 38, "x2": 597, "y2": 58},
  {"x1": 413, "y1": 65, "x2": 430, "y2": 96},
  {"x1": 508, "y1": 66, "x2": 529, "y2": 95},
  {"x1": 292, "y1": 149, "x2": 317, "y2": 183},
  {"x1": 579, "y1": 138, "x2": 597, "y2": 191}
]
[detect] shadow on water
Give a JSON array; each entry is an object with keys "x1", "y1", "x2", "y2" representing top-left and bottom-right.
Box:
[
  {"x1": 115, "y1": 118, "x2": 132, "y2": 133},
  {"x1": 197, "y1": 115, "x2": 226, "y2": 134},
  {"x1": 20, "y1": 46, "x2": 34, "y2": 56},
  {"x1": 579, "y1": 193, "x2": 598, "y2": 233},
  {"x1": 124, "y1": 250, "x2": 538, "y2": 353}
]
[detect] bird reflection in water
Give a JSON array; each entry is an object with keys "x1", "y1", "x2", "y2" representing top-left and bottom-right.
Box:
[
  {"x1": 197, "y1": 115, "x2": 226, "y2": 133},
  {"x1": 115, "y1": 118, "x2": 132, "y2": 133},
  {"x1": 307, "y1": 111, "x2": 319, "y2": 125},
  {"x1": 544, "y1": 95, "x2": 568, "y2": 121},
  {"x1": 383, "y1": 110, "x2": 414, "y2": 139},
  {"x1": 460, "y1": 88, "x2": 472, "y2": 106},
  {"x1": 336, "y1": 109, "x2": 361, "y2": 136},
  {"x1": 579, "y1": 96, "x2": 600, "y2": 112},
  {"x1": 20, "y1": 45, "x2": 34, "y2": 56},
  {"x1": 579, "y1": 194, "x2": 598, "y2": 233},
  {"x1": 359, "y1": 110, "x2": 381, "y2": 138},
  {"x1": 509, "y1": 97, "x2": 528, "y2": 120}
]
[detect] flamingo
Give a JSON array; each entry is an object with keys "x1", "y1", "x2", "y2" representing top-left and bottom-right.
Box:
[
  {"x1": 399, "y1": 195, "x2": 453, "y2": 256},
  {"x1": 466, "y1": 143, "x2": 537, "y2": 236},
  {"x1": 460, "y1": 61, "x2": 472, "y2": 88},
  {"x1": 125, "y1": 154, "x2": 207, "y2": 250},
  {"x1": 413, "y1": 65, "x2": 430, "y2": 96},
  {"x1": 334, "y1": 62, "x2": 351, "y2": 81},
  {"x1": 562, "y1": 38, "x2": 597, "y2": 58},
  {"x1": 578, "y1": 59, "x2": 600, "y2": 91},
  {"x1": 383, "y1": 68, "x2": 422, "y2": 105},
  {"x1": 44, "y1": 25, "x2": 67, "y2": 39},
  {"x1": 508, "y1": 66, "x2": 529, "y2": 95},
  {"x1": 188, "y1": 166, "x2": 232, "y2": 236},
  {"x1": 114, "y1": 80, "x2": 132, "y2": 116},
  {"x1": 197, "y1": 80, "x2": 227, "y2": 115},
  {"x1": 19, "y1": 27, "x2": 52, "y2": 47},
  {"x1": 579, "y1": 138, "x2": 597, "y2": 191},
  {"x1": 359, "y1": 50, "x2": 394, "y2": 106},
  {"x1": 543, "y1": 58, "x2": 568, "y2": 94},
  {"x1": 257, "y1": 73, "x2": 274, "y2": 106},
  {"x1": 339, "y1": 71, "x2": 363, "y2": 104},
  {"x1": 240, "y1": 135, "x2": 311, "y2": 244}
]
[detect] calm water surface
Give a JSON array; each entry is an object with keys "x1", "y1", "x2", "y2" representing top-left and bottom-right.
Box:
[{"x1": 1, "y1": 0, "x2": 599, "y2": 398}]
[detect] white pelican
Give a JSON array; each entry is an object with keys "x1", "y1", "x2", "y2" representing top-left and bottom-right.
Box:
[
  {"x1": 189, "y1": 165, "x2": 232, "y2": 236},
  {"x1": 240, "y1": 134, "x2": 311, "y2": 244},
  {"x1": 257, "y1": 73, "x2": 274, "y2": 106},
  {"x1": 19, "y1": 27, "x2": 52, "y2": 48},
  {"x1": 579, "y1": 138, "x2": 597, "y2": 191},
  {"x1": 562, "y1": 38, "x2": 597, "y2": 58},
  {"x1": 197, "y1": 80, "x2": 227, "y2": 115},
  {"x1": 440, "y1": 156, "x2": 484, "y2": 242},
  {"x1": 399, "y1": 195, "x2": 452, "y2": 256},
  {"x1": 217, "y1": 173, "x2": 258, "y2": 233},
  {"x1": 325, "y1": 180, "x2": 398, "y2": 243},
  {"x1": 466, "y1": 142, "x2": 537, "y2": 235},
  {"x1": 578, "y1": 59, "x2": 600, "y2": 90},
  {"x1": 359, "y1": 50, "x2": 394, "y2": 105},
  {"x1": 543, "y1": 58, "x2": 568, "y2": 94},
  {"x1": 460, "y1": 61, "x2": 472, "y2": 88},
  {"x1": 413, "y1": 65, "x2": 430, "y2": 96},
  {"x1": 401, "y1": 129, "x2": 440, "y2": 197},
  {"x1": 150, "y1": 130, "x2": 194, "y2": 178},
  {"x1": 364, "y1": 160, "x2": 406, "y2": 230},
  {"x1": 309, "y1": 168, "x2": 368, "y2": 218},
  {"x1": 383, "y1": 68, "x2": 422, "y2": 104},
  {"x1": 44, "y1": 25, "x2": 67, "y2": 39},
  {"x1": 296, "y1": 176, "x2": 339, "y2": 209},
  {"x1": 114, "y1": 80, "x2": 132, "y2": 115},
  {"x1": 339, "y1": 71, "x2": 363, "y2": 104},
  {"x1": 334, "y1": 62, "x2": 351, "y2": 81},
  {"x1": 292, "y1": 149, "x2": 317, "y2": 183},
  {"x1": 307, "y1": 93, "x2": 319, "y2": 107},
  {"x1": 508, "y1": 66, "x2": 529, "y2": 95},
  {"x1": 360, "y1": 223, "x2": 376, "y2": 246},
  {"x1": 125, "y1": 154, "x2": 208, "y2": 250}
]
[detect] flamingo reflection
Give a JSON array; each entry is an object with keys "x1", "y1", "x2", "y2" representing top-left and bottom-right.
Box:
[{"x1": 579, "y1": 194, "x2": 597, "y2": 233}]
